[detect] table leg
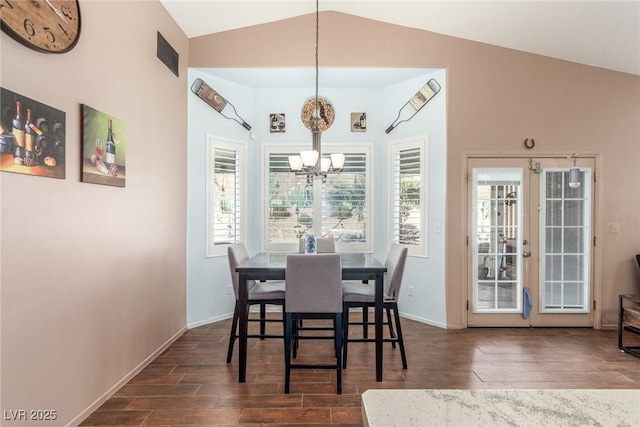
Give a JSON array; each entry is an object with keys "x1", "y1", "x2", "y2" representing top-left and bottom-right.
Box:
[
  {"x1": 238, "y1": 272, "x2": 249, "y2": 383},
  {"x1": 375, "y1": 271, "x2": 384, "y2": 381}
]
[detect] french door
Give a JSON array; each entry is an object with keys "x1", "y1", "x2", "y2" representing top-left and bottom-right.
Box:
[{"x1": 467, "y1": 156, "x2": 595, "y2": 327}]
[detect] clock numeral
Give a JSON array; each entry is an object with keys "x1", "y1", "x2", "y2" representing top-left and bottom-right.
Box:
[
  {"x1": 43, "y1": 27, "x2": 56, "y2": 43},
  {"x1": 58, "y1": 22, "x2": 69, "y2": 37},
  {"x1": 23, "y1": 19, "x2": 35, "y2": 37},
  {"x1": 61, "y1": 4, "x2": 74, "y2": 20},
  {"x1": 0, "y1": 0, "x2": 15, "y2": 10}
]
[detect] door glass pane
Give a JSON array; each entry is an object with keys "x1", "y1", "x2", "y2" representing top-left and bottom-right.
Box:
[
  {"x1": 540, "y1": 169, "x2": 590, "y2": 312},
  {"x1": 473, "y1": 168, "x2": 522, "y2": 312}
]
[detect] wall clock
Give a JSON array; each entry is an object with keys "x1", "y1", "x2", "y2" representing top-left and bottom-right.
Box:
[{"x1": 1, "y1": 0, "x2": 81, "y2": 54}]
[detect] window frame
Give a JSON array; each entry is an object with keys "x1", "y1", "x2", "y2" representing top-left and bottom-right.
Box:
[
  {"x1": 261, "y1": 142, "x2": 373, "y2": 253},
  {"x1": 388, "y1": 136, "x2": 429, "y2": 257},
  {"x1": 205, "y1": 135, "x2": 247, "y2": 257}
]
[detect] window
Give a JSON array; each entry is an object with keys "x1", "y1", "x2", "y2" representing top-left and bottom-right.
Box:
[
  {"x1": 389, "y1": 137, "x2": 428, "y2": 257},
  {"x1": 206, "y1": 136, "x2": 246, "y2": 257},
  {"x1": 263, "y1": 143, "x2": 372, "y2": 252}
]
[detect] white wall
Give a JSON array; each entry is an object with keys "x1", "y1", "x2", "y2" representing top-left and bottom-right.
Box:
[
  {"x1": 186, "y1": 69, "x2": 254, "y2": 327},
  {"x1": 186, "y1": 68, "x2": 447, "y2": 328},
  {"x1": 382, "y1": 70, "x2": 448, "y2": 327}
]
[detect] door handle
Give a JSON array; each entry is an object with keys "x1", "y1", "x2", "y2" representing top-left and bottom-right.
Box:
[{"x1": 522, "y1": 251, "x2": 531, "y2": 258}]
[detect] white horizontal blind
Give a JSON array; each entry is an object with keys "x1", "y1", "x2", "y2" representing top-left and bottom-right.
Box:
[
  {"x1": 390, "y1": 137, "x2": 428, "y2": 256},
  {"x1": 321, "y1": 153, "x2": 368, "y2": 244},
  {"x1": 206, "y1": 137, "x2": 245, "y2": 257},
  {"x1": 263, "y1": 144, "x2": 372, "y2": 252},
  {"x1": 266, "y1": 152, "x2": 312, "y2": 247}
]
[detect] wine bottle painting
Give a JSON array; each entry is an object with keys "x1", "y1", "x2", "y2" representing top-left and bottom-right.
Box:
[
  {"x1": 81, "y1": 105, "x2": 126, "y2": 187},
  {"x1": 0, "y1": 87, "x2": 66, "y2": 179}
]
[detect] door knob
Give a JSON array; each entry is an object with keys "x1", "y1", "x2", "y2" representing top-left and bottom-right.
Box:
[{"x1": 523, "y1": 251, "x2": 531, "y2": 258}]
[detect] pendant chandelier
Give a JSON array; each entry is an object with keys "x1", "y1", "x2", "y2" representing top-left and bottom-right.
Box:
[{"x1": 288, "y1": 0, "x2": 345, "y2": 177}]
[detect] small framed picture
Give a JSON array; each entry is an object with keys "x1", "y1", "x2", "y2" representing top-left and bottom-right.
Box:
[
  {"x1": 351, "y1": 112, "x2": 366, "y2": 132},
  {"x1": 270, "y1": 113, "x2": 286, "y2": 133},
  {"x1": 81, "y1": 105, "x2": 126, "y2": 187}
]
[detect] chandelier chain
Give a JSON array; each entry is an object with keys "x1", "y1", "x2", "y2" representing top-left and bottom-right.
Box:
[{"x1": 315, "y1": 0, "x2": 319, "y2": 119}]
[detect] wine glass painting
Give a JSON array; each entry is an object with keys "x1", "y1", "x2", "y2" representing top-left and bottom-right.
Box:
[{"x1": 81, "y1": 104, "x2": 126, "y2": 187}]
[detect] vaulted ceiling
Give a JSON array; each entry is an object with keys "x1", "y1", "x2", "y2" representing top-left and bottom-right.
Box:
[{"x1": 159, "y1": 1, "x2": 640, "y2": 76}]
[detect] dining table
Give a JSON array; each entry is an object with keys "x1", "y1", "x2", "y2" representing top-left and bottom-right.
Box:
[{"x1": 235, "y1": 251, "x2": 387, "y2": 383}]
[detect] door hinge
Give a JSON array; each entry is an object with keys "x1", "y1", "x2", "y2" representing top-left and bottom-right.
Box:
[
  {"x1": 593, "y1": 236, "x2": 596, "y2": 246},
  {"x1": 593, "y1": 300, "x2": 596, "y2": 310},
  {"x1": 593, "y1": 171, "x2": 597, "y2": 183},
  {"x1": 465, "y1": 172, "x2": 469, "y2": 183},
  {"x1": 466, "y1": 236, "x2": 469, "y2": 246},
  {"x1": 467, "y1": 300, "x2": 469, "y2": 310}
]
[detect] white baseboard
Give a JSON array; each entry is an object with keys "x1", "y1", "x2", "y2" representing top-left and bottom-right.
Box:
[
  {"x1": 187, "y1": 306, "x2": 284, "y2": 330},
  {"x1": 68, "y1": 326, "x2": 187, "y2": 427},
  {"x1": 188, "y1": 313, "x2": 233, "y2": 329},
  {"x1": 399, "y1": 311, "x2": 447, "y2": 329}
]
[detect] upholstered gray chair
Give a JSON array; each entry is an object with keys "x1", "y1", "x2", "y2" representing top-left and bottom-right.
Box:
[
  {"x1": 226, "y1": 243, "x2": 286, "y2": 363},
  {"x1": 284, "y1": 253, "x2": 343, "y2": 394},
  {"x1": 298, "y1": 237, "x2": 336, "y2": 253},
  {"x1": 342, "y1": 243, "x2": 408, "y2": 369}
]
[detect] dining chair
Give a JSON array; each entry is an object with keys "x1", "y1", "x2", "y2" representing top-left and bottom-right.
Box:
[
  {"x1": 342, "y1": 243, "x2": 408, "y2": 369},
  {"x1": 298, "y1": 237, "x2": 336, "y2": 253},
  {"x1": 226, "y1": 243, "x2": 286, "y2": 363},
  {"x1": 284, "y1": 253, "x2": 343, "y2": 394},
  {"x1": 296, "y1": 237, "x2": 336, "y2": 347}
]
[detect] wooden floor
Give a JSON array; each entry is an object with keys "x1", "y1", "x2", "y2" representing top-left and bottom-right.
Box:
[{"x1": 81, "y1": 313, "x2": 640, "y2": 426}]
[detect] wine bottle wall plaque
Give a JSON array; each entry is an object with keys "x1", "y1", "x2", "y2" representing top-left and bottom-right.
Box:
[
  {"x1": 191, "y1": 78, "x2": 252, "y2": 131},
  {"x1": 385, "y1": 79, "x2": 441, "y2": 134}
]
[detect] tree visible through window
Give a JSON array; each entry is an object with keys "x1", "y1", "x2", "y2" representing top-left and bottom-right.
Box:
[{"x1": 264, "y1": 145, "x2": 371, "y2": 252}]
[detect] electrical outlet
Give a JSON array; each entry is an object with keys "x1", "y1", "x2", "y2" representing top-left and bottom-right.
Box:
[
  {"x1": 408, "y1": 286, "x2": 414, "y2": 297},
  {"x1": 227, "y1": 285, "x2": 232, "y2": 295}
]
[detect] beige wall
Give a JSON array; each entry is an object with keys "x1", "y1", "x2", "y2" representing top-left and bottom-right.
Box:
[
  {"x1": 0, "y1": 1, "x2": 188, "y2": 425},
  {"x1": 191, "y1": 12, "x2": 640, "y2": 328}
]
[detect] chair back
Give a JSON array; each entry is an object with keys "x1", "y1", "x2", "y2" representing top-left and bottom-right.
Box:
[
  {"x1": 298, "y1": 237, "x2": 336, "y2": 253},
  {"x1": 285, "y1": 254, "x2": 342, "y2": 313},
  {"x1": 228, "y1": 243, "x2": 255, "y2": 299},
  {"x1": 384, "y1": 244, "x2": 408, "y2": 301}
]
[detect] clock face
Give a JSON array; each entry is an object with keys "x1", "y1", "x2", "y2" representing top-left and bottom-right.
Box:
[{"x1": 1, "y1": 0, "x2": 81, "y2": 54}]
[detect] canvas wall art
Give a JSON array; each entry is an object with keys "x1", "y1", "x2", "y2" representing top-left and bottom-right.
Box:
[
  {"x1": 0, "y1": 87, "x2": 66, "y2": 179},
  {"x1": 82, "y1": 105, "x2": 126, "y2": 187}
]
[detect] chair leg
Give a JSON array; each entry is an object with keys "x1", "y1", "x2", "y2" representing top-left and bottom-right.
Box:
[
  {"x1": 292, "y1": 318, "x2": 299, "y2": 359},
  {"x1": 226, "y1": 302, "x2": 240, "y2": 363},
  {"x1": 386, "y1": 307, "x2": 397, "y2": 349},
  {"x1": 335, "y1": 312, "x2": 343, "y2": 394},
  {"x1": 284, "y1": 312, "x2": 293, "y2": 394},
  {"x1": 392, "y1": 305, "x2": 408, "y2": 369},
  {"x1": 342, "y1": 303, "x2": 350, "y2": 369},
  {"x1": 362, "y1": 306, "x2": 369, "y2": 338},
  {"x1": 259, "y1": 304, "x2": 267, "y2": 339}
]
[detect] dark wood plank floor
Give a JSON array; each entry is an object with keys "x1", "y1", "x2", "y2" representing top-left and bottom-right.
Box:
[{"x1": 81, "y1": 313, "x2": 640, "y2": 426}]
